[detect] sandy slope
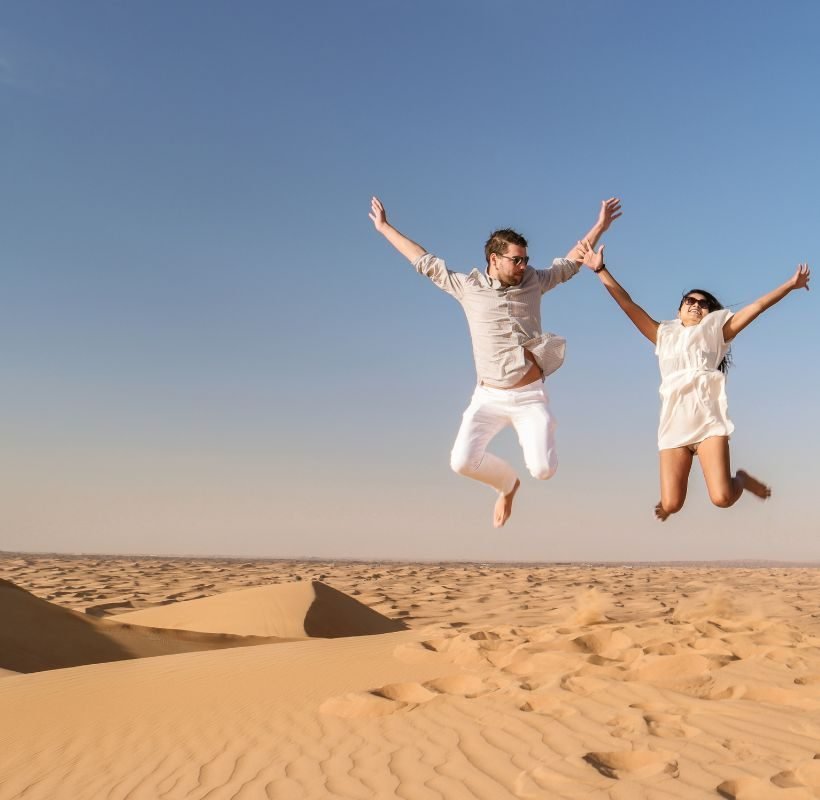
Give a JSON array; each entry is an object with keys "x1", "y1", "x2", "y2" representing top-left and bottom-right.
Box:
[
  {"x1": 0, "y1": 578, "x2": 292, "y2": 673},
  {"x1": 0, "y1": 630, "x2": 456, "y2": 800},
  {"x1": 1, "y1": 556, "x2": 820, "y2": 799}
]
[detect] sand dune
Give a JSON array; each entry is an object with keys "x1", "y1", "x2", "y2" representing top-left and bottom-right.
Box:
[
  {"x1": 116, "y1": 579, "x2": 408, "y2": 637},
  {"x1": 0, "y1": 628, "x2": 454, "y2": 800},
  {"x1": 0, "y1": 578, "x2": 289, "y2": 673},
  {"x1": 2, "y1": 557, "x2": 820, "y2": 799}
]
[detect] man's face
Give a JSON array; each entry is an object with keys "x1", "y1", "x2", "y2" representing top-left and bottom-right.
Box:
[{"x1": 489, "y1": 244, "x2": 529, "y2": 287}]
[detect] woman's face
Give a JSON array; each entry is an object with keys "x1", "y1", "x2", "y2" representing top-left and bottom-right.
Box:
[{"x1": 678, "y1": 293, "x2": 713, "y2": 327}]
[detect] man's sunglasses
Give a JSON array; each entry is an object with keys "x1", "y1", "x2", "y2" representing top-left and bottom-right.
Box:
[{"x1": 496, "y1": 253, "x2": 529, "y2": 267}]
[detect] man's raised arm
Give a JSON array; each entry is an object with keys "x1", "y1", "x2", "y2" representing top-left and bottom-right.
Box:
[
  {"x1": 369, "y1": 196, "x2": 427, "y2": 263},
  {"x1": 565, "y1": 197, "x2": 622, "y2": 260}
]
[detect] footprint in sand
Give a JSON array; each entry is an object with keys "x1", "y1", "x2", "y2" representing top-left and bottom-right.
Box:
[
  {"x1": 424, "y1": 674, "x2": 488, "y2": 698},
  {"x1": 771, "y1": 760, "x2": 820, "y2": 791},
  {"x1": 643, "y1": 712, "x2": 701, "y2": 739},
  {"x1": 741, "y1": 685, "x2": 820, "y2": 709},
  {"x1": 583, "y1": 750, "x2": 679, "y2": 780},
  {"x1": 392, "y1": 641, "x2": 445, "y2": 664},
  {"x1": 721, "y1": 636, "x2": 760, "y2": 660},
  {"x1": 372, "y1": 682, "x2": 437, "y2": 704},
  {"x1": 630, "y1": 701, "x2": 689, "y2": 716},
  {"x1": 751, "y1": 624, "x2": 804, "y2": 647},
  {"x1": 606, "y1": 713, "x2": 647, "y2": 740},
  {"x1": 412, "y1": 635, "x2": 475, "y2": 663},
  {"x1": 472, "y1": 637, "x2": 509, "y2": 652},
  {"x1": 690, "y1": 637, "x2": 736, "y2": 657},
  {"x1": 572, "y1": 629, "x2": 633, "y2": 659},
  {"x1": 500, "y1": 653, "x2": 540, "y2": 675},
  {"x1": 526, "y1": 627, "x2": 557, "y2": 644},
  {"x1": 319, "y1": 692, "x2": 403, "y2": 718},
  {"x1": 519, "y1": 694, "x2": 577, "y2": 718},
  {"x1": 514, "y1": 764, "x2": 576, "y2": 797},
  {"x1": 587, "y1": 647, "x2": 642, "y2": 667},
  {"x1": 717, "y1": 775, "x2": 815, "y2": 799},
  {"x1": 793, "y1": 674, "x2": 820, "y2": 686},
  {"x1": 469, "y1": 630, "x2": 501, "y2": 641},
  {"x1": 642, "y1": 642, "x2": 679, "y2": 656},
  {"x1": 707, "y1": 683, "x2": 747, "y2": 701},
  {"x1": 419, "y1": 637, "x2": 452, "y2": 653},
  {"x1": 764, "y1": 648, "x2": 808, "y2": 671},
  {"x1": 560, "y1": 673, "x2": 610, "y2": 696},
  {"x1": 626, "y1": 652, "x2": 725, "y2": 693},
  {"x1": 718, "y1": 738, "x2": 775, "y2": 762},
  {"x1": 479, "y1": 645, "x2": 518, "y2": 669}
]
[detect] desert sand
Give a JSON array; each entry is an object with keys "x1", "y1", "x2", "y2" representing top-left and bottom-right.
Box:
[{"x1": 1, "y1": 555, "x2": 820, "y2": 799}]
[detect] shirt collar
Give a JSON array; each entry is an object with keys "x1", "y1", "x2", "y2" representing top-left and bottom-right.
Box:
[{"x1": 485, "y1": 268, "x2": 506, "y2": 290}]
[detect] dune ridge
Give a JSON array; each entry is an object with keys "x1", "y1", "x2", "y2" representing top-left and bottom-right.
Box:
[
  {"x1": 116, "y1": 578, "x2": 408, "y2": 638},
  {"x1": 0, "y1": 578, "x2": 290, "y2": 673}
]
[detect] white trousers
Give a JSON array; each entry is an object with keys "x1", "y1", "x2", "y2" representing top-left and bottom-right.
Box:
[{"x1": 449, "y1": 380, "x2": 557, "y2": 495}]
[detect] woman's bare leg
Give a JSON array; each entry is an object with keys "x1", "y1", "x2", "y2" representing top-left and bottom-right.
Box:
[
  {"x1": 657, "y1": 447, "x2": 694, "y2": 521},
  {"x1": 697, "y1": 436, "x2": 771, "y2": 508}
]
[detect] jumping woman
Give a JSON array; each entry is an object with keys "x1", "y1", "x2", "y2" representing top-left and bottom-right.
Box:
[{"x1": 578, "y1": 240, "x2": 810, "y2": 521}]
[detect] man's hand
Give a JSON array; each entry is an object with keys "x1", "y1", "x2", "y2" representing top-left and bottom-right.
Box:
[
  {"x1": 566, "y1": 197, "x2": 622, "y2": 260},
  {"x1": 575, "y1": 239, "x2": 605, "y2": 272},
  {"x1": 369, "y1": 196, "x2": 388, "y2": 234},
  {"x1": 598, "y1": 197, "x2": 622, "y2": 232},
  {"x1": 790, "y1": 262, "x2": 811, "y2": 291},
  {"x1": 368, "y1": 195, "x2": 427, "y2": 263}
]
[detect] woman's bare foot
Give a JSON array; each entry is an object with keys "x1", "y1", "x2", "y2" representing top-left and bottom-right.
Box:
[
  {"x1": 737, "y1": 470, "x2": 771, "y2": 500},
  {"x1": 494, "y1": 479, "x2": 520, "y2": 528},
  {"x1": 654, "y1": 501, "x2": 671, "y2": 522}
]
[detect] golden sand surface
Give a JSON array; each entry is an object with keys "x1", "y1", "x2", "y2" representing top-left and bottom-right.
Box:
[{"x1": 2, "y1": 554, "x2": 820, "y2": 799}]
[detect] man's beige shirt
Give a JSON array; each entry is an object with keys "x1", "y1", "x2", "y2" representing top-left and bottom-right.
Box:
[{"x1": 413, "y1": 252, "x2": 580, "y2": 389}]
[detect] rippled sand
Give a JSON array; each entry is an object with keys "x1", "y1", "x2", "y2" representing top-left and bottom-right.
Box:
[{"x1": 2, "y1": 554, "x2": 820, "y2": 799}]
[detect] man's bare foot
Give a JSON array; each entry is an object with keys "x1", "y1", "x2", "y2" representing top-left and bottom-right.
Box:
[
  {"x1": 737, "y1": 470, "x2": 772, "y2": 500},
  {"x1": 654, "y1": 501, "x2": 670, "y2": 522},
  {"x1": 494, "y1": 479, "x2": 520, "y2": 528}
]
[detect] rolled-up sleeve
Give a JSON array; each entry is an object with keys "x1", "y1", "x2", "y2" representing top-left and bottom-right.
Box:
[
  {"x1": 413, "y1": 252, "x2": 465, "y2": 300},
  {"x1": 536, "y1": 258, "x2": 581, "y2": 294}
]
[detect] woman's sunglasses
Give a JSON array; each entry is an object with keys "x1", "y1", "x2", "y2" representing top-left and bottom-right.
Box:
[{"x1": 682, "y1": 296, "x2": 713, "y2": 311}]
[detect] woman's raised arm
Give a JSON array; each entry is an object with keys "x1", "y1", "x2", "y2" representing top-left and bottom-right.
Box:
[
  {"x1": 578, "y1": 241, "x2": 659, "y2": 344},
  {"x1": 722, "y1": 263, "x2": 810, "y2": 343}
]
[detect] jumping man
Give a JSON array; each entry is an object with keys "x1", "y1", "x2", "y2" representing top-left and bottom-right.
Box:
[{"x1": 369, "y1": 196, "x2": 622, "y2": 527}]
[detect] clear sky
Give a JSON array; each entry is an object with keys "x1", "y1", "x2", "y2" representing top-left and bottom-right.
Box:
[{"x1": 2, "y1": 1, "x2": 818, "y2": 562}]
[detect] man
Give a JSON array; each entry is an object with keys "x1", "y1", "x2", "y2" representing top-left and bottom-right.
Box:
[{"x1": 369, "y1": 196, "x2": 621, "y2": 527}]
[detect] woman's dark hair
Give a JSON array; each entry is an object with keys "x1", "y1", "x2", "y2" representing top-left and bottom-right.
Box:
[{"x1": 679, "y1": 289, "x2": 732, "y2": 373}]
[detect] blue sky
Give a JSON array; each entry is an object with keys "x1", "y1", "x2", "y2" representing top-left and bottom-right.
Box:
[{"x1": 1, "y1": 1, "x2": 818, "y2": 561}]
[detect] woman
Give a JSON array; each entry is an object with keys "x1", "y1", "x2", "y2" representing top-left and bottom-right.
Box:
[{"x1": 578, "y1": 240, "x2": 810, "y2": 521}]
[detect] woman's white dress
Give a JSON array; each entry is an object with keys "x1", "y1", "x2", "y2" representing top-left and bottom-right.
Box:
[{"x1": 655, "y1": 308, "x2": 734, "y2": 450}]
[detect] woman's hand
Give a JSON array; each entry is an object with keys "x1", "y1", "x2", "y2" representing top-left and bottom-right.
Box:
[
  {"x1": 575, "y1": 239, "x2": 605, "y2": 272},
  {"x1": 790, "y1": 262, "x2": 811, "y2": 291}
]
